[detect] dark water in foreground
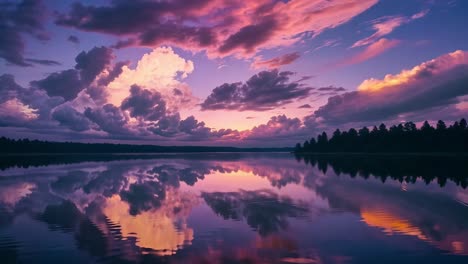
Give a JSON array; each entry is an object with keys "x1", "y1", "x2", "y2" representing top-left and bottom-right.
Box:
[{"x1": 0, "y1": 153, "x2": 467, "y2": 264}]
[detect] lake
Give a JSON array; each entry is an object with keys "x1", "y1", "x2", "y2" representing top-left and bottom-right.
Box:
[{"x1": 0, "y1": 153, "x2": 467, "y2": 264}]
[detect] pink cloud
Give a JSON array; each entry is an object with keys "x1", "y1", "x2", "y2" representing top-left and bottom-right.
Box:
[
  {"x1": 56, "y1": 0, "x2": 378, "y2": 58},
  {"x1": 339, "y1": 38, "x2": 400, "y2": 67},
  {"x1": 352, "y1": 10, "x2": 429, "y2": 48},
  {"x1": 252, "y1": 52, "x2": 301, "y2": 69}
]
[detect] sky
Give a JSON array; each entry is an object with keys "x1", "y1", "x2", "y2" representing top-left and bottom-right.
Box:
[{"x1": 0, "y1": 0, "x2": 467, "y2": 147}]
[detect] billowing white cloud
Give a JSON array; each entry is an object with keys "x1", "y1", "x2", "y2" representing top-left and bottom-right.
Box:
[{"x1": 108, "y1": 47, "x2": 197, "y2": 111}]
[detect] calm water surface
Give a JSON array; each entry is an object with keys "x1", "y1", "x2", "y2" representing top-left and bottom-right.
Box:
[{"x1": 0, "y1": 153, "x2": 467, "y2": 264}]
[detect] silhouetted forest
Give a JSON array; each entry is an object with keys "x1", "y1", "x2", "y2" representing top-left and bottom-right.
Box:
[
  {"x1": 295, "y1": 154, "x2": 468, "y2": 188},
  {"x1": 295, "y1": 119, "x2": 468, "y2": 153},
  {"x1": 0, "y1": 137, "x2": 291, "y2": 154}
]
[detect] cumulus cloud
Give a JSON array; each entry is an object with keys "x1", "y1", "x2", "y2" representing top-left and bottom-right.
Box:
[
  {"x1": 352, "y1": 10, "x2": 429, "y2": 48},
  {"x1": 52, "y1": 105, "x2": 91, "y2": 132},
  {"x1": 31, "y1": 46, "x2": 114, "y2": 101},
  {"x1": 314, "y1": 50, "x2": 468, "y2": 124},
  {"x1": 0, "y1": 74, "x2": 63, "y2": 127},
  {"x1": 246, "y1": 115, "x2": 303, "y2": 139},
  {"x1": 31, "y1": 69, "x2": 84, "y2": 101},
  {"x1": 75, "y1": 46, "x2": 114, "y2": 83},
  {"x1": 121, "y1": 85, "x2": 167, "y2": 121},
  {"x1": 55, "y1": 0, "x2": 378, "y2": 58},
  {"x1": 238, "y1": 115, "x2": 318, "y2": 146},
  {"x1": 0, "y1": 98, "x2": 38, "y2": 125},
  {"x1": 0, "y1": 0, "x2": 50, "y2": 66},
  {"x1": 108, "y1": 47, "x2": 196, "y2": 111},
  {"x1": 201, "y1": 70, "x2": 313, "y2": 111},
  {"x1": 84, "y1": 104, "x2": 130, "y2": 135},
  {"x1": 252, "y1": 52, "x2": 300, "y2": 69}
]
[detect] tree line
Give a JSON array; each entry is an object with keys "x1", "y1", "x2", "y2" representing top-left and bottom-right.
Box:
[
  {"x1": 0, "y1": 137, "x2": 292, "y2": 154},
  {"x1": 295, "y1": 119, "x2": 468, "y2": 153}
]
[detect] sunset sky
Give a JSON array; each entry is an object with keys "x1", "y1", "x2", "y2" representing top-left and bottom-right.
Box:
[{"x1": 0, "y1": 0, "x2": 467, "y2": 147}]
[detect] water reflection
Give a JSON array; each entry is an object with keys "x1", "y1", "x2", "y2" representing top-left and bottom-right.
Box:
[
  {"x1": 0, "y1": 153, "x2": 467, "y2": 263},
  {"x1": 202, "y1": 190, "x2": 308, "y2": 236}
]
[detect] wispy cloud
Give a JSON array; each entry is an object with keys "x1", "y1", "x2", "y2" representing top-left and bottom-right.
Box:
[
  {"x1": 352, "y1": 10, "x2": 429, "y2": 48},
  {"x1": 338, "y1": 38, "x2": 400, "y2": 67},
  {"x1": 251, "y1": 52, "x2": 300, "y2": 69}
]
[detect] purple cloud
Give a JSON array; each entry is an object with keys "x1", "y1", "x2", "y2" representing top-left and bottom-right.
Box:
[
  {"x1": 0, "y1": 0, "x2": 50, "y2": 66},
  {"x1": 201, "y1": 70, "x2": 313, "y2": 111}
]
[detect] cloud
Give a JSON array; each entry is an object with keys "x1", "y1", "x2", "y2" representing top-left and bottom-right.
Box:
[
  {"x1": 298, "y1": 104, "x2": 312, "y2": 109},
  {"x1": 84, "y1": 104, "x2": 130, "y2": 135},
  {"x1": 31, "y1": 69, "x2": 84, "y2": 101},
  {"x1": 75, "y1": 46, "x2": 114, "y2": 83},
  {"x1": 0, "y1": 74, "x2": 63, "y2": 127},
  {"x1": 107, "y1": 47, "x2": 196, "y2": 111},
  {"x1": 252, "y1": 52, "x2": 300, "y2": 69},
  {"x1": 0, "y1": 0, "x2": 49, "y2": 66},
  {"x1": 352, "y1": 10, "x2": 429, "y2": 48},
  {"x1": 338, "y1": 38, "x2": 400, "y2": 67},
  {"x1": 121, "y1": 85, "x2": 167, "y2": 121},
  {"x1": 317, "y1": 86, "x2": 346, "y2": 92},
  {"x1": 201, "y1": 70, "x2": 313, "y2": 111},
  {"x1": 67, "y1": 35, "x2": 80, "y2": 44},
  {"x1": 244, "y1": 115, "x2": 306, "y2": 141},
  {"x1": 55, "y1": 0, "x2": 378, "y2": 58},
  {"x1": 52, "y1": 104, "x2": 91, "y2": 132},
  {"x1": 31, "y1": 46, "x2": 115, "y2": 101},
  {"x1": 0, "y1": 98, "x2": 38, "y2": 125},
  {"x1": 25, "y1": 58, "x2": 61, "y2": 66},
  {"x1": 314, "y1": 50, "x2": 468, "y2": 124},
  {"x1": 148, "y1": 114, "x2": 181, "y2": 137}
]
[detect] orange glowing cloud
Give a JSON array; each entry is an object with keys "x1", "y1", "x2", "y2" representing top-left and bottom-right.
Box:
[{"x1": 358, "y1": 50, "x2": 468, "y2": 91}]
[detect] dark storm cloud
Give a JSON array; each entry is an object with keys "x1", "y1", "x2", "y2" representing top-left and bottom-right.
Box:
[
  {"x1": 314, "y1": 51, "x2": 468, "y2": 124},
  {"x1": 84, "y1": 104, "x2": 130, "y2": 135},
  {"x1": 252, "y1": 52, "x2": 301, "y2": 69},
  {"x1": 121, "y1": 85, "x2": 167, "y2": 121},
  {"x1": 0, "y1": 0, "x2": 49, "y2": 66},
  {"x1": 201, "y1": 70, "x2": 313, "y2": 111},
  {"x1": 31, "y1": 46, "x2": 114, "y2": 101},
  {"x1": 67, "y1": 35, "x2": 79, "y2": 44},
  {"x1": 52, "y1": 105, "x2": 91, "y2": 132}
]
